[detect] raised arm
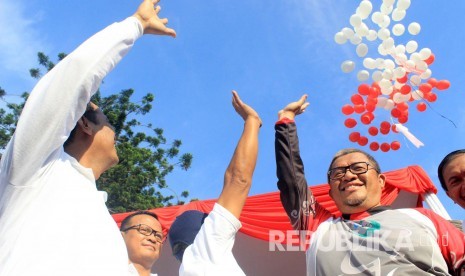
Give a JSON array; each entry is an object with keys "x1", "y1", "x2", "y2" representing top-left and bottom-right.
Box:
[
  {"x1": 4, "y1": 0, "x2": 175, "y2": 186},
  {"x1": 217, "y1": 91, "x2": 261, "y2": 219},
  {"x1": 275, "y1": 95, "x2": 330, "y2": 231}
]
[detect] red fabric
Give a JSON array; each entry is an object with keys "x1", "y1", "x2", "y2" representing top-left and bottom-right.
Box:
[{"x1": 113, "y1": 165, "x2": 437, "y2": 243}]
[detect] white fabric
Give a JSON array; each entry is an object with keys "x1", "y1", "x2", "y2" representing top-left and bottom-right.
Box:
[
  {"x1": 128, "y1": 263, "x2": 158, "y2": 276},
  {"x1": 0, "y1": 17, "x2": 143, "y2": 276},
  {"x1": 423, "y1": 192, "x2": 452, "y2": 220},
  {"x1": 180, "y1": 203, "x2": 245, "y2": 276}
]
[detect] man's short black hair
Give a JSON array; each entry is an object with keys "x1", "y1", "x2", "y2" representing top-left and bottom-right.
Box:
[
  {"x1": 120, "y1": 210, "x2": 160, "y2": 230},
  {"x1": 327, "y1": 148, "x2": 381, "y2": 183},
  {"x1": 64, "y1": 103, "x2": 100, "y2": 147},
  {"x1": 437, "y1": 149, "x2": 465, "y2": 191}
]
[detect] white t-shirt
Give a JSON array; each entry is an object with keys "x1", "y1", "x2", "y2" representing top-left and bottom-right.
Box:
[
  {"x1": 179, "y1": 203, "x2": 245, "y2": 276},
  {"x1": 0, "y1": 17, "x2": 143, "y2": 276},
  {"x1": 128, "y1": 263, "x2": 158, "y2": 276}
]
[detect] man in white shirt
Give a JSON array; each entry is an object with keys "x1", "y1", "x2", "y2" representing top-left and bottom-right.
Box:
[
  {"x1": 169, "y1": 91, "x2": 261, "y2": 275},
  {"x1": 121, "y1": 211, "x2": 164, "y2": 276},
  {"x1": 0, "y1": 1, "x2": 175, "y2": 275}
]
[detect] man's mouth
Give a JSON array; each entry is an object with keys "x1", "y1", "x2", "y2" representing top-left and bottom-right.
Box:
[{"x1": 340, "y1": 183, "x2": 364, "y2": 192}]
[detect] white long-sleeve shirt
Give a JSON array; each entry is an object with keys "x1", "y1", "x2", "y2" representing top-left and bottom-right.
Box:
[{"x1": 0, "y1": 17, "x2": 143, "y2": 276}]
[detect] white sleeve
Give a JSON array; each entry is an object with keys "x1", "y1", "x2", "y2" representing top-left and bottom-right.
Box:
[
  {"x1": 180, "y1": 203, "x2": 244, "y2": 275},
  {"x1": 3, "y1": 17, "x2": 143, "y2": 186}
]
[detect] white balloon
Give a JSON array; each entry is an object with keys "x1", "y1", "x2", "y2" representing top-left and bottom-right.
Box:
[
  {"x1": 377, "y1": 97, "x2": 388, "y2": 108},
  {"x1": 384, "y1": 99, "x2": 395, "y2": 110},
  {"x1": 411, "y1": 90, "x2": 424, "y2": 100},
  {"x1": 397, "y1": 0, "x2": 411, "y2": 10},
  {"x1": 371, "y1": 12, "x2": 383, "y2": 24},
  {"x1": 350, "y1": 14, "x2": 362, "y2": 28},
  {"x1": 405, "y1": 60, "x2": 415, "y2": 70},
  {"x1": 350, "y1": 34, "x2": 363, "y2": 45},
  {"x1": 357, "y1": 70, "x2": 370, "y2": 81},
  {"x1": 376, "y1": 58, "x2": 386, "y2": 69},
  {"x1": 381, "y1": 86, "x2": 394, "y2": 96},
  {"x1": 358, "y1": 0, "x2": 373, "y2": 18},
  {"x1": 408, "y1": 22, "x2": 421, "y2": 35},
  {"x1": 379, "y1": 15, "x2": 391, "y2": 28},
  {"x1": 382, "y1": 69, "x2": 393, "y2": 80},
  {"x1": 378, "y1": 28, "x2": 391, "y2": 40},
  {"x1": 420, "y1": 69, "x2": 432, "y2": 79},
  {"x1": 356, "y1": 23, "x2": 369, "y2": 37},
  {"x1": 342, "y1": 27, "x2": 355, "y2": 39},
  {"x1": 401, "y1": 93, "x2": 411, "y2": 102},
  {"x1": 393, "y1": 92, "x2": 404, "y2": 103},
  {"x1": 394, "y1": 67, "x2": 406, "y2": 78},
  {"x1": 341, "y1": 60, "x2": 355, "y2": 73},
  {"x1": 363, "y1": 58, "x2": 376, "y2": 69},
  {"x1": 381, "y1": 3, "x2": 393, "y2": 15},
  {"x1": 392, "y1": 23, "x2": 405, "y2": 36},
  {"x1": 419, "y1": 48, "x2": 432, "y2": 60},
  {"x1": 416, "y1": 60, "x2": 428, "y2": 72},
  {"x1": 383, "y1": 37, "x2": 395, "y2": 50},
  {"x1": 378, "y1": 44, "x2": 388, "y2": 56},
  {"x1": 372, "y1": 70, "x2": 383, "y2": 82},
  {"x1": 334, "y1": 32, "x2": 347, "y2": 44},
  {"x1": 410, "y1": 52, "x2": 421, "y2": 63},
  {"x1": 410, "y1": 75, "x2": 421, "y2": 86},
  {"x1": 356, "y1": 43, "x2": 369, "y2": 57},
  {"x1": 405, "y1": 40, "x2": 418, "y2": 53},
  {"x1": 384, "y1": 59, "x2": 396, "y2": 70},
  {"x1": 396, "y1": 53, "x2": 408, "y2": 65},
  {"x1": 383, "y1": 0, "x2": 395, "y2": 6},
  {"x1": 367, "y1": 30, "x2": 378, "y2": 41},
  {"x1": 379, "y1": 79, "x2": 392, "y2": 89},
  {"x1": 391, "y1": 9, "x2": 406, "y2": 21},
  {"x1": 395, "y1": 45, "x2": 406, "y2": 55},
  {"x1": 394, "y1": 81, "x2": 404, "y2": 89}
]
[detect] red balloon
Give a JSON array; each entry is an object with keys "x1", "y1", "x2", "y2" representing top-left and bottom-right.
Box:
[
  {"x1": 368, "y1": 126, "x2": 379, "y2": 136},
  {"x1": 342, "y1": 104, "x2": 354, "y2": 115},
  {"x1": 397, "y1": 102, "x2": 409, "y2": 111},
  {"x1": 351, "y1": 94, "x2": 365, "y2": 105},
  {"x1": 358, "y1": 84, "x2": 371, "y2": 95},
  {"x1": 398, "y1": 115, "x2": 408, "y2": 124},
  {"x1": 391, "y1": 141, "x2": 401, "y2": 150},
  {"x1": 419, "y1": 83, "x2": 432, "y2": 93},
  {"x1": 344, "y1": 118, "x2": 357, "y2": 128},
  {"x1": 427, "y1": 78, "x2": 438, "y2": 88},
  {"x1": 391, "y1": 108, "x2": 401, "y2": 118},
  {"x1": 380, "y1": 143, "x2": 391, "y2": 152},
  {"x1": 354, "y1": 104, "x2": 366, "y2": 114},
  {"x1": 400, "y1": 85, "x2": 412, "y2": 95},
  {"x1": 391, "y1": 124, "x2": 399, "y2": 133},
  {"x1": 358, "y1": 136, "x2": 368, "y2": 146},
  {"x1": 380, "y1": 128, "x2": 390, "y2": 135},
  {"x1": 369, "y1": 142, "x2": 379, "y2": 151},
  {"x1": 349, "y1": 132, "x2": 361, "y2": 142},
  {"x1": 368, "y1": 87, "x2": 380, "y2": 98},
  {"x1": 426, "y1": 93, "x2": 437, "y2": 102},
  {"x1": 424, "y1": 53, "x2": 435, "y2": 65},
  {"x1": 361, "y1": 112, "x2": 374, "y2": 125},
  {"x1": 380, "y1": 121, "x2": 391, "y2": 130},
  {"x1": 436, "y1": 80, "x2": 450, "y2": 90},
  {"x1": 397, "y1": 74, "x2": 408, "y2": 84},
  {"x1": 366, "y1": 103, "x2": 376, "y2": 112},
  {"x1": 367, "y1": 96, "x2": 378, "y2": 105},
  {"x1": 416, "y1": 102, "x2": 427, "y2": 112}
]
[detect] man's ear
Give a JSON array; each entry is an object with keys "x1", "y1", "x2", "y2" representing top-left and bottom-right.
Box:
[
  {"x1": 77, "y1": 117, "x2": 94, "y2": 136},
  {"x1": 378, "y1": 173, "x2": 386, "y2": 189}
]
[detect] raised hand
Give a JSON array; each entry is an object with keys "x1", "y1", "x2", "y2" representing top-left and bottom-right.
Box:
[
  {"x1": 231, "y1": 90, "x2": 262, "y2": 127},
  {"x1": 133, "y1": 0, "x2": 176, "y2": 37},
  {"x1": 278, "y1": 94, "x2": 309, "y2": 120}
]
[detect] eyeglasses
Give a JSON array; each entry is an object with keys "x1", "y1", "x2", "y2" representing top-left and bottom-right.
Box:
[
  {"x1": 121, "y1": 224, "x2": 165, "y2": 243},
  {"x1": 327, "y1": 161, "x2": 377, "y2": 180}
]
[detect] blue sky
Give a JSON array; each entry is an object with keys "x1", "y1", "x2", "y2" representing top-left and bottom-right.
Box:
[{"x1": 1, "y1": 0, "x2": 463, "y2": 219}]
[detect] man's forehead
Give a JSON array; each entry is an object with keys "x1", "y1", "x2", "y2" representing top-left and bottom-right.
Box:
[
  {"x1": 131, "y1": 214, "x2": 162, "y2": 229},
  {"x1": 332, "y1": 152, "x2": 369, "y2": 167}
]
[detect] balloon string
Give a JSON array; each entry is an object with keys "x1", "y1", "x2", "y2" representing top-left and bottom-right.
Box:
[{"x1": 410, "y1": 89, "x2": 457, "y2": 128}]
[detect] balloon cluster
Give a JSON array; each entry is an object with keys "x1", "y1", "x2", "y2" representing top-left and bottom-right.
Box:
[{"x1": 335, "y1": 0, "x2": 450, "y2": 152}]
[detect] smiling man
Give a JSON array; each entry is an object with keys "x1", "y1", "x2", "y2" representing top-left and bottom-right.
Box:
[
  {"x1": 438, "y1": 149, "x2": 465, "y2": 210},
  {"x1": 121, "y1": 211, "x2": 164, "y2": 276},
  {"x1": 275, "y1": 95, "x2": 465, "y2": 275}
]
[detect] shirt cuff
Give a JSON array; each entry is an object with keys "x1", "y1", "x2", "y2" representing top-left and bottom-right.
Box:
[{"x1": 275, "y1": 117, "x2": 295, "y2": 125}]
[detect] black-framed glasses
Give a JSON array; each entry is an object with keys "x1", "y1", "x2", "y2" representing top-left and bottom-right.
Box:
[
  {"x1": 121, "y1": 224, "x2": 165, "y2": 243},
  {"x1": 327, "y1": 161, "x2": 377, "y2": 180}
]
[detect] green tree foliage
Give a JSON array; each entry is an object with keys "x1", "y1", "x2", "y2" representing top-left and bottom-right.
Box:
[{"x1": 0, "y1": 52, "x2": 193, "y2": 213}]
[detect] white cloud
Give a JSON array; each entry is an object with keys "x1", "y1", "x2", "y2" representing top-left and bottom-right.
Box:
[{"x1": 0, "y1": 0, "x2": 48, "y2": 81}]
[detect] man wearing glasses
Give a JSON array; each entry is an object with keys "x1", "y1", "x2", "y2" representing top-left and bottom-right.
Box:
[
  {"x1": 121, "y1": 211, "x2": 164, "y2": 276},
  {"x1": 275, "y1": 95, "x2": 465, "y2": 275}
]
